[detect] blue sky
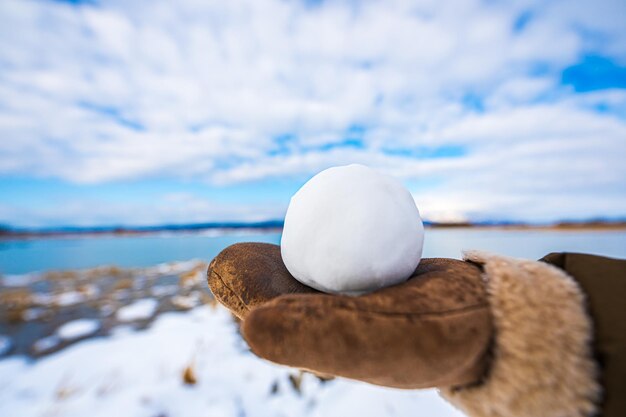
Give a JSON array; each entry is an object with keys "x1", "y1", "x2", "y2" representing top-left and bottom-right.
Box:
[{"x1": 0, "y1": 0, "x2": 625, "y2": 227}]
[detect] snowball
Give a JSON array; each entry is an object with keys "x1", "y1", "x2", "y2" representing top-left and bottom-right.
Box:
[{"x1": 281, "y1": 164, "x2": 424, "y2": 295}]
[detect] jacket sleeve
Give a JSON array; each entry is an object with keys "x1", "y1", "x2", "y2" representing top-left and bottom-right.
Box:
[
  {"x1": 541, "y1": 252, "x2": 626, "y2": 417},
  {"x1": 439, "y1": 251, "x2": 603, "y2": 417}
]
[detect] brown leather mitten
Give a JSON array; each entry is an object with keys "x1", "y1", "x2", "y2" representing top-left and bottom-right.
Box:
[{"x1": 208, "y1": 242, "x2": 493, "y2": 389}]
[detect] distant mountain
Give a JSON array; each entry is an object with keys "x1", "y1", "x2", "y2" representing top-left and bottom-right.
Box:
[
  {"x1": 1, "y1": 218, "x2": 624, "y2": 240},
  {"x1": 0, "y1": 220, "x2": 285, "y2": 239}
]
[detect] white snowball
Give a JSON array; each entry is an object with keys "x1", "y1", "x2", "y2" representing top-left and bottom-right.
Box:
[{"x1": 281, "y1": 164, "x2": 424, "y2": 295}]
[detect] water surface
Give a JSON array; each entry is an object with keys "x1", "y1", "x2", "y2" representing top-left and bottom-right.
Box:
[{"x1": 1, "y1": 229, "x2": 625, "y2": 275}]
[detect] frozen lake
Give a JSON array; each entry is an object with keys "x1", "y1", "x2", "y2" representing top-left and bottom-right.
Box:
[{"x1": 1, "y1": 228, "x2": 625, "y2": 275}]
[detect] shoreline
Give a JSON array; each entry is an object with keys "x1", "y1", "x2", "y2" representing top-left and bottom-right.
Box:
[
  {"x1": 426, "y1": 223, "x2": 626, "y2": 232},
  {"x1": 0, "y1": 260, "x2": 215, "y2": 359},
  {"x1": 0, "y1": 227, "x2": 284, "y2": 242},
  {"x1": 1, "y1": 223, "x2": 625, "y2": 242}
]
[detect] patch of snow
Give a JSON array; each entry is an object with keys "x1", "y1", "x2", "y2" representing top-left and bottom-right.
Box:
[
  {"x1": 151, "y1": 284, "x2": 178, "y2": 297},
  {"x1": 31, "y1": 293, "x2": 54, "y2": 306},
  {"x1": 0, "y1": 357, "x2": 26, "y2": 391},
  {"x1": 1, "y1": 273, "x2": 38, "y2": 287},
  {"x1": 168, "y1": 259, "x2": 205, "y2": 274},
  {"x1": 113, "y1": 289, "x2": 130, "y2": 300},
  {"x1": 282, "y1": 164, "x2": 424, "y2": 294},
  {"x1": 0, "y1": 306, "x2": 465, "y2": 417},
  {"x1": 116, "y1": 298, "x2": 158, "y2": 322},
  {"x1": 22, "y1": 308, "x2": 44, "y2": 321},
  {"x1": 57, "y1": 319, "x2": 101, "y2": 341},
  {"x1": 79, "y1": 284, "x2": 99, "y2": 297},
  {"x1": 0, "y1": 335, "x2": 11, "y2": 356},
  {"x1": 179, "y1": 271, "x2": 203, "y2": 288},
  {"x1": 32, "y1": 335, "x2": 60, "y2": 354},
  {"x1": 54, "y1": 291, "x2": 86, "y2": 306},
  {"x1": 171, "y1": 294, "x2": 200, "y2": 310},
  {"x1": 154, "y1": 263, "x2": 173, "y2": 274},
  {"x1": 100, "y1": 304, "x2": 115, "y2": 317},
  {"x1": 110, "y1": 325, "x2": 136, "y2": 337}
]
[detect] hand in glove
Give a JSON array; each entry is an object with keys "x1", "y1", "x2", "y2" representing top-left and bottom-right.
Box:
[{"x1": 207, "y1": 242, "x2": 492, "y2": 389}]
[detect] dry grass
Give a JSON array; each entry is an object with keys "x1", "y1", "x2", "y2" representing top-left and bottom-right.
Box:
[
  {"x1": 182, "y1": 364, "x2": 197, "y2": 385},
  {"x1": 1, "y1": 259, "x2": 218, "y2": 358},
  {"x1": 288, "y1": 371, "x2": 304, "y2": 394},
  {"x1": 178, "y1": 269, "x2": 203, "y2": 289},
  {"x1": 0, "y1": 288, "x2": 33, "y2": 323},
  {"x1": 45, "y1": 270, "x2": 79, "y2": 282},
  {"x1": 113, "y1": 278, "x2": 134, "y2": 291},
  {"x1": 55, "y1": 376, "x2": 79, "y2": 401}
]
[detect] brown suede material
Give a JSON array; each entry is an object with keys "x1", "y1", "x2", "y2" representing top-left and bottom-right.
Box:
[
  {"x1": 242, "y1": 294, "x2": 491, "y2": 389},
  {"x1": 207, "y1": 242, "x2": 493, "y2": 389},
  {"x1": 208, "y1": 242, "x2": 319, "y2": 319}
]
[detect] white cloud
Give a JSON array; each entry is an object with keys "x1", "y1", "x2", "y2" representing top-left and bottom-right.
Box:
[
  {"x1": 0, "y1": 192, "x2": 285, "y2": 228},
  {"x1": 0, "y1": 0, "x2": 625, "y2": 222}
]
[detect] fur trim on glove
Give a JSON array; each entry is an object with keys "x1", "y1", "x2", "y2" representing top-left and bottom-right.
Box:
[{"x1": 439, "y1": 251, "x2": 601, "y2": 417}]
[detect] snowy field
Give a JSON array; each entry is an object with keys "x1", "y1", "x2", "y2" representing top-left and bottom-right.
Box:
[
  {"x1": 0, "y1": 305, "x2": 464, "y2": 417},
  {"x1": 0, "y1": 255, "x2": 463, "y2": 417},
  {"x1": 4, "y1": 229, "x2": 624, "y2": 417}
]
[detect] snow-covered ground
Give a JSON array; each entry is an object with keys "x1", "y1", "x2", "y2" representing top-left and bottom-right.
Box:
[
  {"x1": 0, "y1": 335, "x2": 11, "y2": 356},
  {"x1": 0, "y1": 305, "x2": 465, "y2": 417},
  {"x1": 57, "y1": 319, "x2": 101, "y2": 341},
  {"x1": 116, "y1": 299, "x2": 159, "y2": 322}
]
